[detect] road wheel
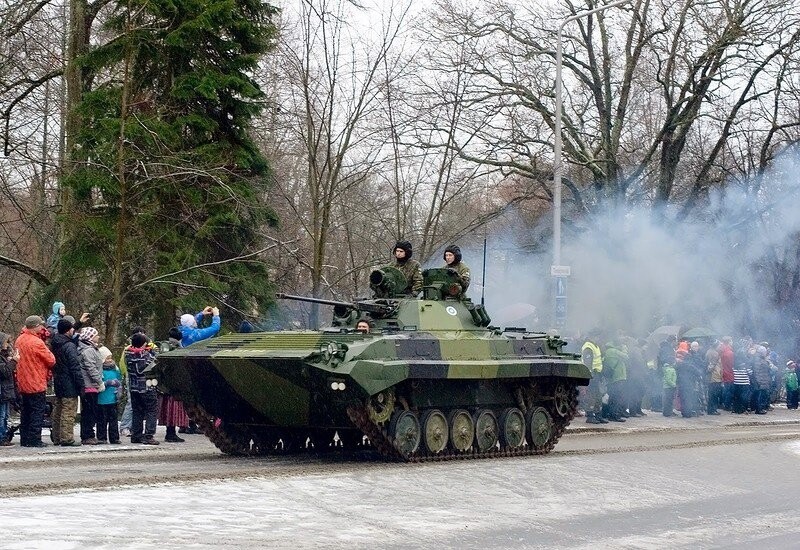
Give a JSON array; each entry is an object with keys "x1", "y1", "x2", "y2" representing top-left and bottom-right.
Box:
[
  {"x1": 389, "y1": 410, "x2": 421, "y2": 456},
  {"x1": 499, "y1": 407, "x2": 526, "y2": 449},
  {"x1": 421, "y1": 409, "x2": 449, "y2": 454},
  {"x1": 527, "y1": 407, "x2": 554, "y2": 450},
  {"x1": 473, "y1": 409, "x2": 499, "y2": 452},
  {"x1": 448, "y1": 409, "x2": 475, "y2": 452}
]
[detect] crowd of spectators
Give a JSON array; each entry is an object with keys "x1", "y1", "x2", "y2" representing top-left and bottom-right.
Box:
[
  {"x1": 579, "y1": 331, "x2": 795, "y2": 422},
  {"x1": 0, "y1": 301, "x2": 221, "y2": 447}
]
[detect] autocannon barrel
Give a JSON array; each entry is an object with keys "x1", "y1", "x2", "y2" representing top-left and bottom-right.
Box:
[{"x1": 275, "y1": 293, "x2": 357, "y2": 309}]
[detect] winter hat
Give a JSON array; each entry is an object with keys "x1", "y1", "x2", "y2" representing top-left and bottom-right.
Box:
[
  {"x1": 25, "y1": 315, "x2": 44, "y2": 329},
  {"x1": 63, "y1": 315, "x2": 76, "y2": 325},
  {"x1": 52, "y1": 301, "x2": 65, "y2": 315},
  {"x1": 131, "y1": 333, "x2": 148, "y2": 348},
  {"x1": 180, "y1": 314, "x2": 197, "y2": 328},
  {"x1": 756, "y1": 345, "x2": 768, "y2": 357},
  {"x1": 56, "y1": 318, "x2": 74, "y2": 334},
  {"x1": 168, "y1": 326, "x2": 183, "y2": 341},
  {"x1": 98, "y1": 346, "x2": 113, "y2": 363},
  {"x1": 690, "y1": 341, "x2": 700, "y2": 351},
  {"x1": 79, "y1": 326, "x2": 98, "y2": 343},
  {"x1": 393, "y1": 240, "x2": 413, "y2": 261},
  {"x1": 677, "y1": 341, "x2": 689, "y2": 352},
  {"x1": 443, "y1": 245, "x2": 462, "y2": 264}
]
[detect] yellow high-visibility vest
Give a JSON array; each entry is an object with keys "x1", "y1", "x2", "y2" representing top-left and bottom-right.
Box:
[{"x1": 581, "y1": 341, "x2": 603, "y2": 373}]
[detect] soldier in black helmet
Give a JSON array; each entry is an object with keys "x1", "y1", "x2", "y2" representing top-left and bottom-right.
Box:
[
  {"x1": 443, "y1": 245, "x2": 470, "y2": 296},
  {"x1": 392, "y1": 240, "x2": 423, "y2": 296}
]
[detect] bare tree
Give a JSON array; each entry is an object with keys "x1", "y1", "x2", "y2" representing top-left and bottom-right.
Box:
[
  {"x1": 262, "y1": 0, "x2": 412, "y2": 326},
  {"x1": 417, "y1": 0, "x2": 800, "y2": 227}
]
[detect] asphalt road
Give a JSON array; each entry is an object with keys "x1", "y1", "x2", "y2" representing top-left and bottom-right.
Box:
[{"x1": 2, "y1": 410, "x2": 800, "y2": 549}]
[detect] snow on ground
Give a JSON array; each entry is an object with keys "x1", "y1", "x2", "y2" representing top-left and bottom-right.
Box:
[{"x1": 0, "y1": 449, "x2": 746, "y2": 550}]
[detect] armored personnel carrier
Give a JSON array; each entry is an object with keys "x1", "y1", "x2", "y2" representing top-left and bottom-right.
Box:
[{"x1": 152, "y1": 267, "x2": 591, "y2": 461}]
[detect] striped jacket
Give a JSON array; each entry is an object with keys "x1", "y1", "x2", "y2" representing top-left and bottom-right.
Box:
[{"x1": 733, "y1": 366, "x2": 751, "y2": 385}]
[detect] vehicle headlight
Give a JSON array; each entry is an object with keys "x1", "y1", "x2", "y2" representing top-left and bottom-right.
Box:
[{"x1": 320, "y1": 341, "x2": 348, "y2": 362}]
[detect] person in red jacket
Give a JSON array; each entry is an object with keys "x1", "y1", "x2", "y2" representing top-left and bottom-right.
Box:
[
  {"x1": 15, "y1": 315, "x2": 56, "y2": 447},
  {"x1": 719, "y1": 336, "x2": 735, "y2": 411}
]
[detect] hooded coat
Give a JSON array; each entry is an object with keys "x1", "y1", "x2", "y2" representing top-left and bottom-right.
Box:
[
  {"x1": 51, "y1": 332, "x2": 85, "y2": 398},
  {"x1": 46, "y1": 301, "x2": 65, "y2": 333},
  {"x1": 77, "y1": 339, "x2": 104, "y2": 391},
  {"x1": 180, "y1": 312, "x2": 221, "y2": 347},
  {"x1": 14, "y1": 328, "x2": 56, "y2": 394}
]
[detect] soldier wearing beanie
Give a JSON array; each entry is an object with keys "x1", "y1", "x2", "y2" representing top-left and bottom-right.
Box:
[
  {"x1": 443, "y1": 245, "x2": 471, "y2": 296},
  {"x1": 391, "y1": 240, "x2": 423, "y2": 296}
]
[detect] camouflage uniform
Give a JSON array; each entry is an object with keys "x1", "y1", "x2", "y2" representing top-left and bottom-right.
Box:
[
  {"x1": 393, "y1": 259, "x2": 423, "y2": 296},
  {"x1": 446, "y1": 261, "x2": 470, "y2": 293},
  {"x1": 443, "y1": 245, "x2": 470, "y2": 297}
]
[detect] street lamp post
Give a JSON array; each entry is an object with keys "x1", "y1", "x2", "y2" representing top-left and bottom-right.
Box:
[{"x1": 552, "y1": 0, "x2": 631, "y2": 329}]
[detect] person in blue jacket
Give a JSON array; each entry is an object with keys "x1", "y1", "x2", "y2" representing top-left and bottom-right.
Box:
[{"x1": 179, "y1": 306, "x2": 221, "y2": 346}]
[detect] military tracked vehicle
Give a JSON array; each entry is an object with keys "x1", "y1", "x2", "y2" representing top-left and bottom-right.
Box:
[{"x1": 151, "y1": 267, "x2": 591, "y2": 461}]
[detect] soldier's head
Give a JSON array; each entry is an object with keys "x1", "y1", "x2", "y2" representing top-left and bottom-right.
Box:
[
  {"x1": 443, "y1": 245, "x2": 462, "y2": 266},
  {"x1": 393, "y1": 241, "x2": 413, "y2": 262},
  {"x1": 356, "y1": 319, "x2": 371, "y2": 333}
]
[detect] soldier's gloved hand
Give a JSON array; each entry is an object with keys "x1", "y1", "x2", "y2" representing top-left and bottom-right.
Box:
[{"x1": 446, "y1": 268, "x2": 458, "y2": 276}]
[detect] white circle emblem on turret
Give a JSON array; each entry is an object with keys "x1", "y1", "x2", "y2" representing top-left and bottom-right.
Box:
[{"x1": 445, "y1": 306, "x2": 458, "y2": 316}]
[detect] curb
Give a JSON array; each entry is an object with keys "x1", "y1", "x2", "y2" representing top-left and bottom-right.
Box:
[{"x1": 566, "y1": 417, "x2": 800, "y2": 435}]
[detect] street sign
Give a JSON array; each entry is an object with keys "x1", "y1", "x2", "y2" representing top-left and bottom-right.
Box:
[
  {"x1": 556, "y1": 277, "x2": 566, "y2": 297},
  {"x1": 550, "y1": 265, "x2": 571, "y2": 277},
  {"x1": 554, "y1": 277, "x2": 567, "y2": 329}
]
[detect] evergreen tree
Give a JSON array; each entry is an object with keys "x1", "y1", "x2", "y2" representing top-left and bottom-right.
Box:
[{"x1": 60, "y1": 0, "x2": 279, "y2": 341}]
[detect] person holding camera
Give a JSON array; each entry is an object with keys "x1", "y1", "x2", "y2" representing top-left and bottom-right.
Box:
[{"x1": 179, "y1": 306, "x2": 221, "y2": 347}]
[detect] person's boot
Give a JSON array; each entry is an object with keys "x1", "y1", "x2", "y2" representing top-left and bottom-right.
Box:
[
  {"x1": 180, "y1": 421, "x2": 200, "y2": 434},
  {"x1": 585, "y1": 412, "x2": 601, "y2": 424},
  {"x1": 165, "y1": 426, "x2": 185, "y2": 443}
]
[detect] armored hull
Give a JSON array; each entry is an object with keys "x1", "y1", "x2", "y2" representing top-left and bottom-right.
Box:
[{"x1": 153, "y1": 269, "x2": 591, "y2": 461}]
